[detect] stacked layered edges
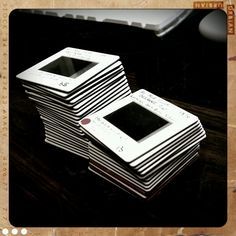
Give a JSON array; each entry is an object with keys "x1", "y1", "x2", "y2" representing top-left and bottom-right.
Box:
[
  {"x1": 80, "y1": 89, "x2": 206, "y2": 199},
  {"x1": 17, "y1": 48, "x2": 206, "y2": 199},
  {"x1": 17, "y1": 47, "x2": 131, "y2": 159}
]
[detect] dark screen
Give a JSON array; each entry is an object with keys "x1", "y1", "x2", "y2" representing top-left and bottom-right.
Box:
[
  {"x1": 40, "y1": 56, "x2": 96, "y2": 78},
  {"x1": 104, "y1": 102, "x2": 169, "y2": 141}
]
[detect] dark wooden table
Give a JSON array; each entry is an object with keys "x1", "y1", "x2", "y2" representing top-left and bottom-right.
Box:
[
  {"x1": 9, "y1": 10, "x2": 227, "y2": 227},
  {"x1": 9, "y1": 74, "x2": 227, "y2": 227}
]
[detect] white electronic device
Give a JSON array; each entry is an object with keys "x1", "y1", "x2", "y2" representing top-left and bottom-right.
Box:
[
  {"x1": 80, "y1": 89, "x2": 203, "y2": 163},
  {"x1": 17, "y1": 47, "x2": 120, "y2": 92}
]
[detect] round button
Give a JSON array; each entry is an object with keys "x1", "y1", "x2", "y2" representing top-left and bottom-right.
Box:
[
  {"x1": 81, "y1": 118, "x2": 91, "y2": 125},
  {"x1": 11, "y1": 229, "x2": 18, "y2": 235},
  {"x1": 2, "y1": 229, "x2": 8, "y2": 235},
  {"x1": 21, "y1": 228, "x2": 28, "y2": 235}
]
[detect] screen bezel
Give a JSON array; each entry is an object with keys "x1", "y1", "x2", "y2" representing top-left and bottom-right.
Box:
[{"x1": 16, "y1": 47, "x2": 119, "y2": 93}]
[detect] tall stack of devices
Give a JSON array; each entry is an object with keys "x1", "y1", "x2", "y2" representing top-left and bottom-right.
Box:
[
  {"x1": 17, "y1": 47, "x2": 206, "y2": 199},
  {"x1": 17, "y1": 47, "x2": 131, "y2": 159}
]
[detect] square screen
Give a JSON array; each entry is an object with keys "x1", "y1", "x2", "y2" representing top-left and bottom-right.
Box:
[
  {"x1": 40, "y1": 56, "x2": 97, "y2": 78},
  {"x1": 104, "y1": 102, "x2": 169, "y2": 141}
]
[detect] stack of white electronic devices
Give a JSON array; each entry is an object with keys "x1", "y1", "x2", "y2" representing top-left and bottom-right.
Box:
[
  {"x1": 80, "y1": 89, "x2": 206, "y2": 199},
  {"x1": 17, "y1": 47, "x2": 131, "y2": 159}
]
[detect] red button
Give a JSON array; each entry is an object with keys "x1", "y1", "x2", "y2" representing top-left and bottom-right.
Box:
[{"x1": 81, "y1": 118, "x2": 91, "y2": 125}]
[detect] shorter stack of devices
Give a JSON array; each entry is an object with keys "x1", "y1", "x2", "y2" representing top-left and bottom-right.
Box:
[{"x1": 80, "y1": 89, "x2": 206, "y2": 199}]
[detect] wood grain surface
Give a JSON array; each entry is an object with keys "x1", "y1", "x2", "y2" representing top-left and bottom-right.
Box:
[{"x1": 1, "y1": 0, "x2": 236, "y2": 235}]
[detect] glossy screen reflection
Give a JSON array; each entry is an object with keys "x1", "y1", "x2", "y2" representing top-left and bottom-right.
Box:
[
  {"x1": 104, "y1": 102, "x2": 169, "y2": 142},
  {"x1": 40, "y1": 56, "x2": 97, "y2": 78}
]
